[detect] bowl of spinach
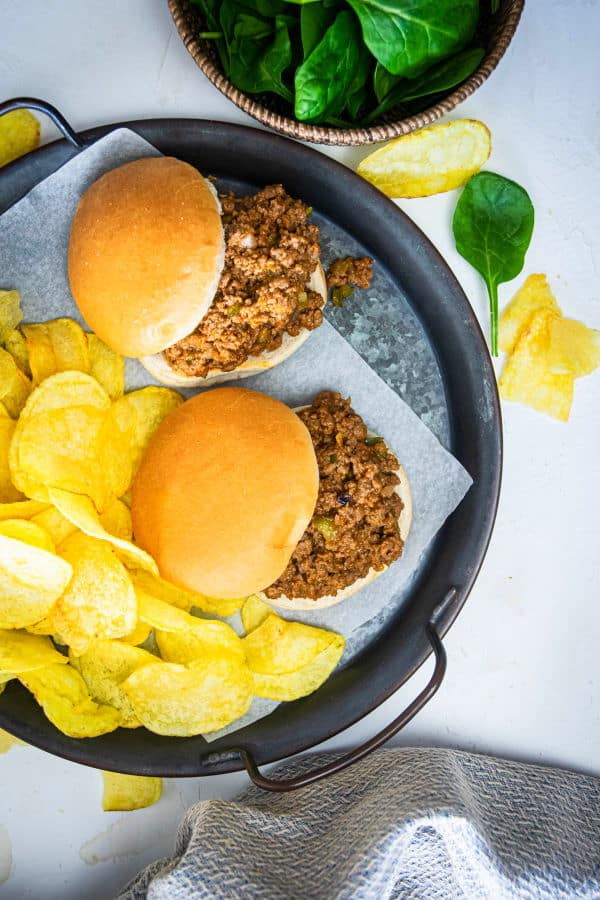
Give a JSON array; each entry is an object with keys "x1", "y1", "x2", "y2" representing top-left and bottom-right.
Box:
[{"x1": 168, "y1": 0, "x2": 524, "y2": 145}]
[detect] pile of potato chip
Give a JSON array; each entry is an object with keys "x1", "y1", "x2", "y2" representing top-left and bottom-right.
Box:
[
  {"x1": 0, "y1": 292, "x2": 345, "y2": 740},
  {"x1": 499, "y1": 275, "x2": 600, "y2": 421}
]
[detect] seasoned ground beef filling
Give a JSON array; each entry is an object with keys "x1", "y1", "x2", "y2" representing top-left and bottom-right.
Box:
[
  {"x1": 165, "y1": 185, "x2": 324, "y2": 377},
  {"x1": 266, "y1": 391, "x2": 405, "y2": 600},
  {"x1": 326, "y1": 256, "x2": 373, "y2": 290}
]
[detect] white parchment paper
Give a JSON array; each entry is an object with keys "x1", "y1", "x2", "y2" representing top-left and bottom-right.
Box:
[{"x1": 0, "y1": 129, "x2": 473, "y2": 739}]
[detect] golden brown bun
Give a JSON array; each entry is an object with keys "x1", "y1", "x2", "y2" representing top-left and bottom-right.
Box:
[
  {"x1": 141, "y1": 263, "x2": 328, "y2": 387},
  {"x1": 68, "y1": 157, "x2": 225, "y2": 357},
  {"x1": 260, "y1": 421, "x2": 412, "y2": 611},
  {"x1": 131, "y1": 387, "x2": 319, "y2": 598}
]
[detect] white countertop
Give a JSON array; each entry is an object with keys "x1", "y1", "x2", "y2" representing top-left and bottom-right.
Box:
[{"x1": 1, "y1": 1, "x2": 599, "y2": 897}]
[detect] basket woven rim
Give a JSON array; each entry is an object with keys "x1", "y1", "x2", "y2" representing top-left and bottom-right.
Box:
[{"x1": 168, "y1": 0, "x2": 525, "y2": 146}]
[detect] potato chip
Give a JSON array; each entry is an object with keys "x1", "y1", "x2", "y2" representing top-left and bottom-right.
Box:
[
  {"x1": 100, "y1": 499, "x2": 132, "y2": 541},
  {"x1": 0, "y1": 518, "x2": 55, "y2": 553},
  {"x1": 499, "y1": 310, "x2": 574, "y2": 421},
  {"x1": 48, "y1": 489, "x2": 158, "y2": 574},
  {"x1": 357, "y1": 120, "x2": 491, "y2": 198},
  {"x1": 2, "y1": 329, "x2": 30, "y2": 376},
  {"x1": 22, "y1": 318, "x2": 90, "y2": 384},
  {"x1": 136, "y1": 589, "x2": 194, "y2": 631},
  {"x1": 241, "y1": 595, "x2": 271, "y2": 634},
  {"x1": 97, "y1": 398, "x2": 136, "y2": 502},
  {"x1": 123, "y1": 655, "x2": 253, "y2": 736},
  {"x1": 243, "y1": 613, "x2": 344, "y2": 676},
  {"x1": 9, "y1": 371, "x2": 111, "y2": 506},
  {"x1": 252, "y1": 642, "x2": 345, "y2": 701},
  {"x1": 12, "y1": 369, "x2": 108, "y2": 417},
  {"x1": 118, "y1": 387, "x2": 183, "y2": 474},
  {"x1": 0, "y1": 110, "x2": 40, "y2": 168},
  {"x1": 50, "y1": 532, "x2": 137, "y2": 655},
  {"x1": 0, "y1": 531, "x2": 72, "y2": 629},
  {"x1": 547, "y1": 317, "x2": 600, "y2": 377},
  {"x1": 102, "y1": 772, "x2": 162, "y2": 811},
  {"x1": 138, "y1": 589, "x2": 243, "y2": 660},
  {"x1": 30, "y1": 505, "x2": 77, "y2": 546},
  {"x1": 119, "y1": 620, "x2": 152, "y2": 647},
  {"x1": 19, "y1": 663, "x2": 122, "y2": 737},
  {"x1": 24, "y1": 616, "x2": 56, "y2": 636},
  {"x1": 87, "y1": 334, "x2": 125, "y2": 401},
  {"x1": 0, "y1": 727, "x2": 24, "y2": 752},
  {"x1": 0, "y1": 629, "x2": 67, "y2": 673},
  {"x1": 155, "y1": 624, "x2": 244, "y2": 665},
  {"x1": 499, "y1": 274, "x2": 561, "y2": 355},
  {"x1": 0, "y1": 348, "x2": 31, "y2": 418},
  {"x1": 72, "y1": 640, "x2": 159, "y2": 728},
  {"x1": 0, "y1": 413, "x2": 23, "y2": 503},
  {"x1": 130, "y1": 568, "x2": 244, "y2": 618},
  {"x1": 0, "y1": 499, "x2": 48, "y2": 520},
  {"x1": 0, "y1": 291, "x2": 23, "y2": 337}
]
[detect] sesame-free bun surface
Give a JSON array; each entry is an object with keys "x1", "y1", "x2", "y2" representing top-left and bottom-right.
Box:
[
  {"x1": 68, "y1": 157, "x2": 225, "y2": 357},
  {"x1": 131, "y1": 387, "x2": 319, "y2": 599},
  {"x1": 141, "y1": 263, "x2": 327, "y2": 387}
]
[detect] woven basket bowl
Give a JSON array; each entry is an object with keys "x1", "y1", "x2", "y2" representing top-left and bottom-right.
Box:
[{"x1": 169, "y1": 0, "x2": 524, "y2": 146}]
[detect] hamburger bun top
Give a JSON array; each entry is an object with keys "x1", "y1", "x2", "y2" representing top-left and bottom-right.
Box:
[
  {"x1": 68, "y1": 157, "x2": 225, "y2": 357},
  {"x1": 131, "y1": 387, "x2": 319, "y2": 599}
]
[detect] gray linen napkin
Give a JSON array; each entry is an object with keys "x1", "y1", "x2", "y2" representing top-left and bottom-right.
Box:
[{"x1": 118, "y1": 747, "x2": 600, "y2": 899}]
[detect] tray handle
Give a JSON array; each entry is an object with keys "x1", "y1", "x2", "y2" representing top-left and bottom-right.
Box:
[
  {"x1": 0, "y1": 97, "x2": 86, "y2": 150},
  {"x1": 236, "y1": 587, "x2": 457, "y2": 792}
]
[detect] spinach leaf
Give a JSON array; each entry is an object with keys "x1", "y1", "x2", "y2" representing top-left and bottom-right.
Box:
[
  {"x1": 229, "y1": 14, "x2": 294, "y2": 101},
  {"x1": 344, "y1": 40, "x2": 372, "y2": 119},
  {"x1": 346, "y1": 0, "x2": 479, "y2": 77},
  {"x1": 191, "y1": 0, "x2": 220, "y2": 30},
  {"x1": 300, "y1": 2, "x2": 338, "y2": 58},
  {"x1": 235, "y1": 12, "x2": 274, "y2": 40},
  {"x1": 191, "y1": 0, "x2": 228, "y2": 62},
  {"x1": 373, "y1": 63, "x2": 402, "y2": 103},
  {"x1": 294, "y1": 11, "x2": 364, "y2": 122},
  {"x1": 400, "y1": 45, "x2": 483, "y2": 101},
  {"x1": 363, "y1": 46, "x2": 484, "y2": 124},
  {"x1": 235, "y1": 0, "x2": 289, "y2": 16},
  {"x1": 219, "y1": 0, "x2": 290, "y2": 67},
  {"x1": 452, "y1": 172, "x2": 535, "y2": 356},
  {"x1": 219, "y1": 0, "x2": 241, "y2": 67},
  {"x1": 346, "y1": 83, "x2": 369, "y2": 120}
]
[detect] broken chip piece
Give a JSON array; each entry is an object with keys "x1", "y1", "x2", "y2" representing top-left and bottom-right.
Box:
[
  {"x1": 101, "y1": 771, "x2": 162, "y2": 811},
  {"x1": 0, "y1": 110, "x2": 40, "y2": 168}
]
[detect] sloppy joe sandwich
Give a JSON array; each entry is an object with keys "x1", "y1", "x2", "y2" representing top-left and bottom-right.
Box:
[
  {"x1": 68, "y1": 158, "x2": 326, "y2": 383},
  {"x1": 131, "y1": 387, "x2": 411, "y2": 610}
]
